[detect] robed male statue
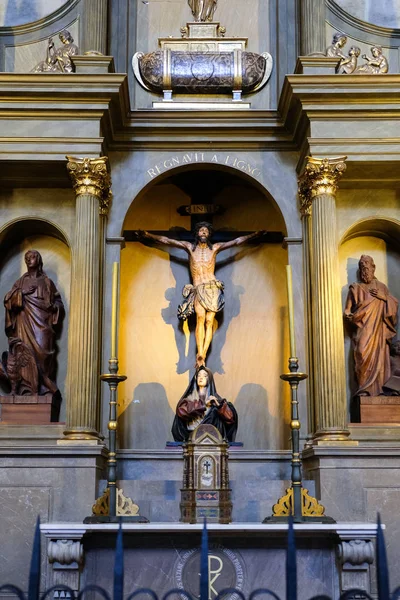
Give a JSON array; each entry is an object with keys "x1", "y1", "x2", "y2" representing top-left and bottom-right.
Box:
[
  {"x1": 188, "y1": 0, "x2": 218, "y2": 22},
  {"x1": 139, "y1": 223, "x2": 264, "y2": 366},
  {"x1": 344, "y1": 255, "x2": 398, "y2": 396},
  {"x1": 1, "y1": 250, "x2": 64, "y2": 397}
]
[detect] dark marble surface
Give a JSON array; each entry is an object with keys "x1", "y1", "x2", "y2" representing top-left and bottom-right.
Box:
[{"x1": 83, "y1": 531, "x2": 339, "y2": 599}]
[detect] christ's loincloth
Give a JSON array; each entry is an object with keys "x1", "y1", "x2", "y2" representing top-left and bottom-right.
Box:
[{"x1": 177, "y1": 280, "x2": 225, "y2": 320}]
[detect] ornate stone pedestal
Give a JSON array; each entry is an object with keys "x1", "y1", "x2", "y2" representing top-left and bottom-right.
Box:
[
  {"x1": 181, "y1": 424, "x2": 231, "y2": 524},
  {"x1": 0, "y1": 393, "x2": 61, "y2": 424}
]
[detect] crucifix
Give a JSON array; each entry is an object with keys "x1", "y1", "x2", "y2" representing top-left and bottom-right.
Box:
[
  {"x1": 125, "y1": 188, "x2": 284, "y2": 367},
  {"x1": 203, "y1": 459, "x2": 212, "y2": 475}
]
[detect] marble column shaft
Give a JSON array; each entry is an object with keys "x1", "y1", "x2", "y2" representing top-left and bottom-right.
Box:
[
  {"x1": 300, "y1": 0, "x2": 326, "y2": 55},
  {"x1": 299, "y1": 157, "x2": 349, "y2": 439},
  {"x1": 81, "y1": 0, "x2": 108, "y2": 55},
  {"x1": 65, "y1": 156, "x2": 111, "y2": 439}
]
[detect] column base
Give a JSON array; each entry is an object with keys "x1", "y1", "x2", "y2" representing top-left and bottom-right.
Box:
[
  {"x1": 311, "y1": 428, "x2": 358, "y2": 447},
  {"x1": 62, "y1": 427, "x2": 103, "y2": 442}
]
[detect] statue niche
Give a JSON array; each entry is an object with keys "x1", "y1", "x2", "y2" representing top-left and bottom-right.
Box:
[
  {"x1": 0, "y1": 250, "x2": 64, "y2": 423},
  {"x1": 344, "y1": 254, "x2": 399, "y2": 423}
]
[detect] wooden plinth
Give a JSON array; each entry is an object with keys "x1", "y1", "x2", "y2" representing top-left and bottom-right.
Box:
[
  {"x1": 0, "y1": 394, "x2": 60, "y2": 424},
  {"x1": 360, "y1": 396, "x2": 400, "y2": 424}
]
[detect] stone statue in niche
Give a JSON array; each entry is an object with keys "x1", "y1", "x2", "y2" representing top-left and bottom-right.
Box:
[
  {"x1": 139, "y1": 223, "x2": 264, "y2": 366},
  {"x1": 31, "y1": 30, "x2": 78, "y2": 73},
  {"x1": 344, "y1": 255, "x2": 398, "y2": 396},
  {"x1": 171, "y1": 366, "x2": 238, "y2": 442},
  {"x1": 1, "y1": 250, "x2": 64, "y2": 398},
  {"x1": 354, "y1": 46, "x2": 389, "y2": 74},
  {"x1": 188, "y1": 0, "x2": 218, "y2": 22}
]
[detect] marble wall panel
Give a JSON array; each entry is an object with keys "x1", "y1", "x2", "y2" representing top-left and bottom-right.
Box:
[
  {"x1": 0, "y1": 1, "x2": 69, "y2": 27},
  {"x1": 0, "y1": 485, "x2": 50, "y2": 589},
  {"x1": 334, "y1": 0, "x2": 400, "y2": 29},
  {"x1": 84, "y1": 536, "x2": 338, "y2": 598},
  {"x1": 303, "y1": 450, "x2": 400, "y2": 590}
]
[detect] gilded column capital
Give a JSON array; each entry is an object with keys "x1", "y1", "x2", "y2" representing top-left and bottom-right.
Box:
[
  {"x1": 298, "y1": 156, "x2": 347, "y2": 216},
  {"x1": 66, "y1": 156, "x2": 112, "y2": 215}
]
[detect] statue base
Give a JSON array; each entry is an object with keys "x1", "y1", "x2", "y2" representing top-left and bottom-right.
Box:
[
  {"x1": 359, "y1": 395, "x2": 400, "y2": 424},
  {"x1": 0, "y1": 393, "x2": 61, "y2": 424}
]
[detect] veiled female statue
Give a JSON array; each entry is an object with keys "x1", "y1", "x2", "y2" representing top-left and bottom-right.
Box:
[
  {"x1": 2, "y1": 250, "x2": 64, "y2": 396},
  {"x1": 172, "y1": 366, "x2": 238, "y2": 442}
]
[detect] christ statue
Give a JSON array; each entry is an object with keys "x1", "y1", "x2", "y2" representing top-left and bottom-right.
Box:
[{"x1": 139, "y1": 223, "x2": 264, "y2": 366}]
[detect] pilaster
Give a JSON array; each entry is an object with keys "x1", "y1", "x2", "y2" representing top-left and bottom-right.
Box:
[
  {"x1": 300, "y1": 0, "x2": 326, "y2": 56},
  {"x1": 81, "y1": 0, "x2": 109, "y2": 55},
  {"x1": 64, "y1": 156, "x2": 111, "y2": 440}
]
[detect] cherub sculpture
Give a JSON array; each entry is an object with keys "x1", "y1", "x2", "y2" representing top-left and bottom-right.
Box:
[{"x1": 354, "y1": 46, "x2": 388, "y2": 74}]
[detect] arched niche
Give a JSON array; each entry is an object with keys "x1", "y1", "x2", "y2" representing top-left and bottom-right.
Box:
[
  {"x1": 339, "y1": 217, "x2": 400, "y2": 411},
  {"x1": 0, "y1": 218, "x2": 71, "y2": 422},
  {"x1": 118, "y1": 165, "x2": 291, "y2": 451}
]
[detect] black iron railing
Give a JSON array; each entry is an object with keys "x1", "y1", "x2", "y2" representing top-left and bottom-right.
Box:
[{"x1": 0, "y1": 516, "x2": 397, "y2": 600}]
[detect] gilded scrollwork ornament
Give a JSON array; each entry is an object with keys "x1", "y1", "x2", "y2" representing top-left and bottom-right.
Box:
[
  {"x1": 298, "y1": 156, "x2": 347, "y2": 215},
  {"x1": 272, "y1": 487, "x2": 326, "y2": 518},
  {"x1": 92, "y1": 487, "x2": 140, "y2": 516},
  {"x1": 66, "y1": 156, "x2": 112, "y2": 215}
]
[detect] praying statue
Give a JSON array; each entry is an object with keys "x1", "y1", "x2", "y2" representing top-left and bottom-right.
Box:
[
  {"x1": 172, "y1": 366, "x2": 237, "y2": 442},
  {"x1": 1, "y1": 250, "x2": 64, "y2": 397},
  {"x1": 139, "y1": 223, "x2": 264, "y2": 366},
  {"x1": 344, "y1": 255, "x2": 398, "y2": 397},
  {"x1": 188, "y1": 0, "x2": 218, "y2": 22}
]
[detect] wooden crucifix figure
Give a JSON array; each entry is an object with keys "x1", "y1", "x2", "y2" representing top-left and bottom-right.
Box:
[{"x1": 137, "y1": 222, "x2": 265, "y2": 367}]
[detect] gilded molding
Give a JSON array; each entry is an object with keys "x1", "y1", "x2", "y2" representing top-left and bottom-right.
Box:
[
  {"x1": 66, "y1": 155, "x2": 112, "y2": 215},
  {"x1": 298, "y1": 156, "x2": 347, "y2": 215}
]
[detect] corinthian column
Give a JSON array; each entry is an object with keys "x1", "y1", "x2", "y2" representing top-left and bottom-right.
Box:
[
  {"x1": 300, "y1": 0, "x2": 326, "y2": 55},
  {"x1": 64, "y1": 156, "x2": 111, "y2": 440},
  {"x1": 299, "y1": 157, "x2": 349, "y2": 442}
]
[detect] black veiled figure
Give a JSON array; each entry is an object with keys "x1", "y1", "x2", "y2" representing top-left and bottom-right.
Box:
[{"x1": 171, "y1": 366, "x2": 238, "y2": 442}]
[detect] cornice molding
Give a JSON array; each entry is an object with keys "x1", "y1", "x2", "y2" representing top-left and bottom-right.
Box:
[{"x1": 1, "y1": 72, "x2": 400, "y2": 162}]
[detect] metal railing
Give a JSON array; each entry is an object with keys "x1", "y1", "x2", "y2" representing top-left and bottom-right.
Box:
[{"x1": 0, "y1": 516, "x2": 397, "y2": 600}]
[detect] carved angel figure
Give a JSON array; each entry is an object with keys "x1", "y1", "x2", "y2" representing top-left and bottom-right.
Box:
[
  {"x1": 188, "y1": 0, "x2": 218, "y2": 22},
  {"x1": 337, "y1": 46, "x2": 361, "y2": 74},
  {"x1": 354, "y1": 46, "x2": 388, "y2": 74}
]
